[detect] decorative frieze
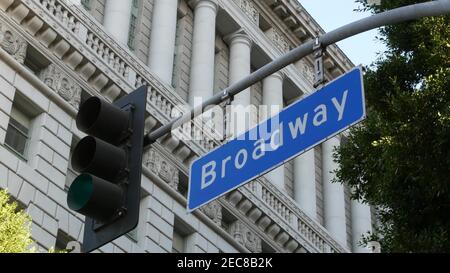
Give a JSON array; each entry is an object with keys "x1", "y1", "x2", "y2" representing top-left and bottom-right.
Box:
[
  {"x1": 229, "y1": 221, "x2": 262, "y2": 253},
  {"x1": 39, "y1": 64, "x2": 82, "y2": 109},
  {"x1": 295, "y1": 59, "x2": 314, "y2": 85},
  {"x1": 0, "y1": 23, "x2": 27, "y2": 63},
  {"x1": 232, "y1": 0, "x2": 259, "y2": 26},
  {"x1": 143, "y1": 148, "x2": 180, "y2": 190},
  {"x1": 200, "y1": 200, "x2": 222, "y2": 225},
  {"x1": 264, "y1": 27, "x2": 290, "y2": 53}
]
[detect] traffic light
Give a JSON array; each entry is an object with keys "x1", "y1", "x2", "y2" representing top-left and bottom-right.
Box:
[{"x1": 67, "y1": 86, "x2": 147, "y2": 253}]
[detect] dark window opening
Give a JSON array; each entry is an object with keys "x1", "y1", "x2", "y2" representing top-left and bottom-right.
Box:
[
  {"x1": 177, "y1": 172, "x2": 189, "y2": 198},
  {"x1": 55, "y1": 229, "x2": 76, "y2": 252},
  {"x1": 221, "y1": 208, "x2": 237, "y2": 233},
  {"x1": 24, "y1": 46, "x2": 50, "y2": 75}
]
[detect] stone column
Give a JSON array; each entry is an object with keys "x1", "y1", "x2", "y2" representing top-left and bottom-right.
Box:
[
  {"x1": 262, "y1": 72, "x2": 285, "y2": 190},
  {"x1": 322, "y1": 136, "x2": 347, "y2": 246},
  {"x1": 225, "y1": 30, "x2": 252, "y2": 137},
  {"x1": 351, "y1": 198, "x2": 372, "y2": 253},
  {"x1": 293, "y1": 149, "x2": 317, "y2": 219},
  {"x1": 188, "y1": 0, "x2": 218, "y2": 108},
  {"x1": 103, "y1": 0, "x2": 133, "y2": 46},
  {"x1": 148, "y1": 0, "x2": 179, "y2": 84}
]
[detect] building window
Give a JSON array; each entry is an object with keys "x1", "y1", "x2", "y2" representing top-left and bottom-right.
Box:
[
  {"x1": 221, "y1": 208, "x2": 237, "y2": 233},
  {"x1": 172, "y1": 230, "x2": 186, "y2": 253},
  {"x1": 172, "y1": 17, "x2": 183, "y2": 89},
  {"x1": 261, "y1": 241, "x2": 276, "y2": 253},
  {"x1": 65, "y1": 167, "x2": 78, "y2": 192},
  {"x1": 65, "y1": 137, "x2": 80, "y2": 192},
  {"x1": 172, "y1": 218, "x2": 194, "y2": 253},
  {"x1": 24, "y1": 46, "x2": 50, "y2": 75},
  {"x1": 177, "y1": 173, "x2": 189, "y2": 197},
  {"x1": 126, "y1": 228, "x2": 138, "y2": 242},
  {"x1": 55, "y1": 229, "x2": 76, "y2": 252},
  {"x1": 5, "y1": 113, "x2": 29, "y2": 160},
  {"x1": 81, "y1": 0, "x2": 92, "y2": 11},
  {"x1": 127, "y1": 0, "x2": 140, "y2": 50},
  {"x1": 4, "y1": 93, "x2": 41, "y2": 161}
]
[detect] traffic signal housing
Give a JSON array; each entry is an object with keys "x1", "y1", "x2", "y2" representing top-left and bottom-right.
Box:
[{"x1": 67, "y1": 86, "x2": 147, "y2": 253}]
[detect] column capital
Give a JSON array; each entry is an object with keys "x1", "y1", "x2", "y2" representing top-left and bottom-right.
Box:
[
  {"x1": 224, "y1": 29, "x2": 253, "y2": 48},
  {"x1": 265, "y1": 71, "x2": 285, "y2": 82},
  {"x1": 189, "y1": 0, "x2": 219, "y2": 14}
]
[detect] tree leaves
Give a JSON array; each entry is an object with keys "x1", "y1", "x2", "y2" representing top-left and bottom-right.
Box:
[
  {"x1": 335, "y1": 0, "x2": 450, "y2": 252},
  {"x1": 0, "y1": 189, "x2": 35, "y2": 253}
]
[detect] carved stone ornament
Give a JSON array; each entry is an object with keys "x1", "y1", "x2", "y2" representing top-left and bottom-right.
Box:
[
  {"x1": 0, "y1": 23, "x2": 27, "y2": 64},
  {"x1": 229, "y1": 221, "x2": 262, "y2": 253},
  {"x1": 39, "y1": 64, "x2": 82, "y2": 109},
  {"x1": 233, "y1": 0, "x2": 259, "y2": 26},
  {"x1": 143, "y1": 148, "x2": 179, "y2": 190},
  {"x1": 264, "y1": 27, "x2": 290, "y2": 53},
  {"x1": 200, "y1": 200, "x2": 222, "y2": 225},
  {"x1": 296, "y1": 59, "x2": 314, "y2": 84}
]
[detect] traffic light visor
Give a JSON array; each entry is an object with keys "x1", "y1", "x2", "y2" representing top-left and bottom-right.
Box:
[
  {"x1": 76, "y1": 97, "x2": 100, "y2": 133},
  {"x1": 76, "y1": 96, "x2": 130, "y2": 144}
]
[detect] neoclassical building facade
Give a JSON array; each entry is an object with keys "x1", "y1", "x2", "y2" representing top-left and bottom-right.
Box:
[{"x1": 0, "y1": 0, "x2": 373, "y2": 253}]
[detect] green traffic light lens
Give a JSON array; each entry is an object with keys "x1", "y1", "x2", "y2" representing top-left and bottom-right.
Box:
[{"x1": 67, "y1": 174, "x2": 93, "y2": 211}]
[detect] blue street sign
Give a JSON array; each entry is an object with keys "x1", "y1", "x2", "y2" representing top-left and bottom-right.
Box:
[{"x1": 187, "y1": 67, "x2": 366, "y2": 212}]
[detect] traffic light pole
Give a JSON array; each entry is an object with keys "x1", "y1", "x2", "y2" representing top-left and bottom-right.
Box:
[{"x1": 143, "y1": 0, "x2": 450, "y2": 148}]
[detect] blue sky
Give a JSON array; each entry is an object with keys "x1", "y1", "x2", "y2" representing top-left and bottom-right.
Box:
[{"x1": 298, "y1": 0, "x2": 387, "y2": 67}]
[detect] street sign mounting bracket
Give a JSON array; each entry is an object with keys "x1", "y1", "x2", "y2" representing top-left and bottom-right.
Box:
[
  {"x1": 313, "y1": 38, "x2": 326, "y2": 88},
  {"x1": 221, "y1": 89, "x2": 234, "y2": 141}
]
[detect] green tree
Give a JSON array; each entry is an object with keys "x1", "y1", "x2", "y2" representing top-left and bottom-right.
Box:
[
  {"x1": 0, "y1": 189, "x2": 35, "y2": 253},
  {"x1": 334, "y1": 0, "x2": 450, "y2": 252}
]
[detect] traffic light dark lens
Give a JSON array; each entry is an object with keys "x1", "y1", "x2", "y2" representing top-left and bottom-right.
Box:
[
  {"x1": 67, "y1": 174, "x2": 93, "y2": 211},
  {"x1": 71, "y1": 136, "x2": 127, "y2": 181},
  {"x1": 72, "y1": 136, "x2": 96, "y2": 172},
  {"x1": 77, "y1": 97, "x2": 101, "y2": 133}
]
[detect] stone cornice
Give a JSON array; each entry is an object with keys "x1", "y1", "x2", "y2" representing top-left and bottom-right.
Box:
[{"x1": 255, "y1": 0, "x2": 354, "y2": 76}]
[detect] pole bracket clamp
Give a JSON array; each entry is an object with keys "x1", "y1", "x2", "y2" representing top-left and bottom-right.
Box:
[
  {"x1": 221, "y1": 89, "x2": 234, "y2": 142},
  {"x1": 313, "y1": 37, "x2": 326, "y2": 88},
  {"x1": 221, "y1": 89, "x2": 233, "y2": 105}
]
